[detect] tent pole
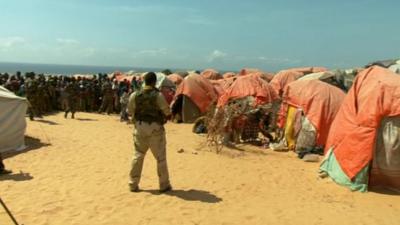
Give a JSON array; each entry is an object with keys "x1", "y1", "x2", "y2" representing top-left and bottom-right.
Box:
[{"x1": 0, "y1": 197, "x2": 20, "y2": 225}]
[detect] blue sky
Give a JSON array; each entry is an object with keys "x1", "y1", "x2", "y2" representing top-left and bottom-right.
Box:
[{"x1": 0, "y1": 0, "x2": 399, "y2": 71}]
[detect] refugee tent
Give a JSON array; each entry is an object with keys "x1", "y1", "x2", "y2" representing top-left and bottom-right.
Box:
[
  {"x1": 201, "y1": 69, "x2": 222, "y2": 80},
  {"x1": 297, "y1": 70, "x2": 356, "y2": 92},
  {"x1": 154, "y1": 73, "x2": 176, "y2": 104},
  {"x1": 365, "y1": 59, "x2": 398, "y2": 68},
  {"x1": 217, "y1": 74, "x2": 278, "y2": 107},
  {"x1": 269, "y1": 67, "x2": 327, "y2": 96},
  {"x1": 239, "y1": 68, "x2": 274, "y2": 82},
  {"x1": 175, "y1": 71, "x2": 189, "y2": 78},
  {"x1": 168, "y1": 73, "x2": 184, "y2": 85},
  {"x1": 210, "y1": 77, "x2": 237, "y2": 97},
  {"x1": 320, "y1": 66, "x2": 400, "y2": 192},
  {"x1": 208, "y1": 74, "x2": 279, "y2": 145},
  {"x1": 272, "y1": 80, "x2": 345, "y2": 153},
  {"x1": 171, "y1": 74, "x2": 218, "y2": 123},
  {"x1": 0, "y1": 86, "x2": 28, "y2": 153}
]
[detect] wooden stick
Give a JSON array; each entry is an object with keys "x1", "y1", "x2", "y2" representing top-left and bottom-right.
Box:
[{"x1": 0, "y1": 197, "x2": 20, "y2": 225}]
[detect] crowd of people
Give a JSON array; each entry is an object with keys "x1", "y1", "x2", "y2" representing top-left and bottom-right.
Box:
[{"x1": 0, "y1": 71, "x2": 143, "y2": 121}]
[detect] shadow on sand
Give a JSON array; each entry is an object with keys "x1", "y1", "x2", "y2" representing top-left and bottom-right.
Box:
[
  {"x1": 3, "y1": 136, "x2": 50, "y2": 159},
  {"x1": 370, "y1": 187, "x2": 400, "y2": 196},
  {"x1": 75, "y1": 118, "x2": 98, "y2": 121},
  {"x1": 34, "y1": 119, "x2": 59, "y2": 125},
  {"x1": 0, "y1": 172, "x2": 33, "y2": 182},
  {"x1": 144, "y1": 189, "x2": 222, "y2": 203}
]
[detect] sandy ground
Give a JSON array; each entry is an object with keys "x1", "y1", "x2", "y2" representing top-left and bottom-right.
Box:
[{"x1": 0, "y1": 112, "x2": 400, "y2": 225}]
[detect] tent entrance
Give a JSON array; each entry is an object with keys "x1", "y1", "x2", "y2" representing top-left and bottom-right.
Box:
[
  {"x1": 370, "y1": 117, "x2": 400, "y2": 191},
  {"x1": 171, "y1": 95, "x2": 201, "y2": 123}
]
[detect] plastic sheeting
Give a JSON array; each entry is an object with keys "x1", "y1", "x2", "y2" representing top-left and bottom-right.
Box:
[
  {"x1": 295, "y1": 116, "x2": 317, "y2": 153},
  {"x1": 239, "y1": 68, "x2": 274, "y2": 82},
  {"x1": 171, "y1": 74, "x2": 218, "y2": 114},
  {"x1": 210, "y1": 77, "x2": 237, "y2": 97},
  {"x1": 168, "y1": 74, "x2": 184, "y2": 85},
  {"x1": 201, "y1": 69, "x2": 222, "y2": 80},
  {"x1": 217, "y1": 74, "x2": 278, "y2": 107},
  {"x1": 280, "y1": 80, "x2": 345, "y2": 147},
  {"x1": 370, "y1": 117, "x2": 400, "y2": 191},
  {"x1": 269, "y1": 67, "x2": 327, "y2": 96},
  {"x1": 0, "y1": 86, "x2": 28, "y2": 152},
  {"x1": 325, "y1": 66, "x2": 400, "y2": 180}
]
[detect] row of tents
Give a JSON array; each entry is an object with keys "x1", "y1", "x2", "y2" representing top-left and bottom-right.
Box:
[{"x1": 1, "y1": 58, "x2": 399, "y2": 192}]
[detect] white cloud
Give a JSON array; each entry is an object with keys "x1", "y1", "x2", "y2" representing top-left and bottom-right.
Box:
[
  {"x1": 0, "y1": 37, "x2": 26, "y2": 50},
  {"x1": 138, "y1": 48, "x2": 167, "y2": 56},
  {"x1": 56, "y1": 38, "x2": 80, "y2": 45},
  {"x1": 208, "y1": 50, "x2": 227, "y2": 62}
]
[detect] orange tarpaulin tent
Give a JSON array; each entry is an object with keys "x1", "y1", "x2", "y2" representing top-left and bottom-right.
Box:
[
  {"x1": 201, "y1": 69, "x2": 222, "y2": 80},
  {"x1": 167, "y1": 73, "x2": 184, "y2": 85},
  {"x1": 217, "y1": 74, "x2": 278, "y2": 107},
  {"x1": 281, "y1": 80, "x2": 345, "y2": 146},
  {"x1": 269, "y1": 67, "x2": 327, "y2": 96},
  {"x1": 172, "y1": 74, "x2": 219, "y2": 114},
  {"x1": 239, "y1": 68, "x2": 274, "y2": 82},
  {"x1": 325, "y1": 66, "x2": 400, "y2": 180},
  {"x1": 210, "y1": 77, "x2": 237, "y2": 97}
]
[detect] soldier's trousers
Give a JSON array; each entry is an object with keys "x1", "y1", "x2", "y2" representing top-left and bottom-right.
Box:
[
  {"x1": 99, "y1": 97, "x2": 113, "y2": 114},
  {"x1": 129, "y1": 122, "x2": 170, "y2": 189},
  {"x1": 65, "y1": 99, "x2": 76, "y2": 117}
]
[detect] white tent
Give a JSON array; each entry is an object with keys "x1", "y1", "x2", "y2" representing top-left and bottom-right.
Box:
[
  {"x1": 389, "y1": 64, "x2": 400, "y2": 74},
  {"x1": 0, "y1": 86, "x2": 28, "y2": 153}
]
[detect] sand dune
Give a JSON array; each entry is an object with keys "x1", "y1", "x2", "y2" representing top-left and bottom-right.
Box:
[{"x1": 1, "y1": 112, "x2": 400, "y2": 225}]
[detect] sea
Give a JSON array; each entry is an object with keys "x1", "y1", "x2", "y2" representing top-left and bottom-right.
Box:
[{"x1": 0, "y1": 62, "x2": 176, "y2": 76}]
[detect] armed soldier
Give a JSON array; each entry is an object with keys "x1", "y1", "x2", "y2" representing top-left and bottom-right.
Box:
[
  {"x1": 98, "y1": 79, "x2": 114, "y2": 115},
  {"x1": 127, "y1": 72, "x2": 172, "y2": 193},
  {"x1": 64, "y1": 78, "x2": 78, "y2": 119}
]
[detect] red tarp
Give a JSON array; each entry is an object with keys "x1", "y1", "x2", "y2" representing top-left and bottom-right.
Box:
[
  {"x1": 282, "y1": 80, "x2": 346, "y2": 146},
  {"x1": 326, "y1": 66, "x2": 400, "y2": 179},
  {"x1": 172, "y1": 74, "x2": 219, "y2": 113},
  {"x1": 217, "y1": 74, "x2": 278, "y2": 107},
  {"x1": 201, "y1": 69, "x2": 222, "y2": 80},
  {"x1": 168, "y1": 74, "x2": 184, "y2": 85},
  {"x1": 269, "y1": 67, "x2": 327, "y2": 96}
]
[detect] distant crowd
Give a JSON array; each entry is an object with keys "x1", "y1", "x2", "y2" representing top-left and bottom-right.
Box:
[{"x1": 0, "y1": 71, "x2": 143, "y2": 120}]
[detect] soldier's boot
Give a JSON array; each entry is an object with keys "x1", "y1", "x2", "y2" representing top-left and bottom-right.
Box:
[
  {"x1": 71, "y1": 113, "x2": 75, "y2": 119},
  {"x1": 64, "y1": 111, "x2": 68, "y2": 119}
]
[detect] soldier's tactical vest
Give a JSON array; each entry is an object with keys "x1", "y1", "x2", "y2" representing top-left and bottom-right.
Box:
[{"x1": 134, "y1": 89, "x2": 165, "y2": 125}]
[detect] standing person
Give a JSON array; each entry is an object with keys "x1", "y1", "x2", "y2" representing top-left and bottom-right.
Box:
[
  {"x1": 127, "y1": 72, "x2": 172, "y2": 193},
  {"x1": 98, "y1": 79, "x2": 113, "y2": 114},
  {"x1": 64, "y1": 78, "x2": 78, "y2": 119},
  {"x1": 0, "y1": 154, "x2": 12, "y2": 175},
  {"x1": 119, "y1": 88, "x2": 130, "y2": 122}
]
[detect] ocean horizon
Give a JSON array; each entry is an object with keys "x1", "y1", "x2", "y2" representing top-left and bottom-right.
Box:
[{"x1": 0, "y1": 62, "x2": 187, "y2": 75}]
